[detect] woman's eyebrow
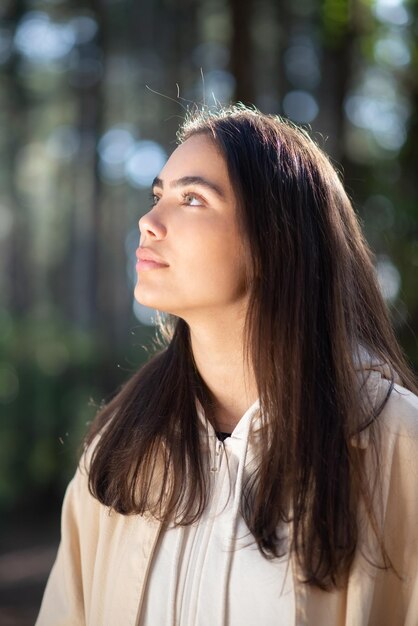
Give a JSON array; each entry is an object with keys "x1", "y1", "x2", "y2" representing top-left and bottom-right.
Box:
[{"x1": 151, "y1": 175, "x2": 226, "y2": 199}]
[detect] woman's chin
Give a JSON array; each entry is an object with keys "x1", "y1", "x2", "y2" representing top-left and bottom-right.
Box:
[
  {"x1": 134, "y1": 286, "x2": 171, "y2": 314},
  {"x1": 134, "y1": 285, "x2": 157, "y2": 309}
]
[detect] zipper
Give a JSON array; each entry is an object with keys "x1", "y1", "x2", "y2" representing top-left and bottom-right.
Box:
[{"x1": 210, "y1": 439, "x2": 224, "y2": 472}]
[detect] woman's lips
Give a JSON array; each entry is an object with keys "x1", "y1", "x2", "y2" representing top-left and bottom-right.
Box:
[
  {"x1": 136, "y1": 259, "x2": 168, "y2": 271},
  {"x1": 135, "y1": 247, "x2": 169, "y2": 271}
]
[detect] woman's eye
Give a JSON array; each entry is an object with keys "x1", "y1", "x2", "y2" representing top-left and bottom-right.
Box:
[
  {"x1": 183, "y1": 193, "x2": 203, "y2": 206},
  {"x1": 150, "y1": 193, "x2": 160, "y2": 206}
]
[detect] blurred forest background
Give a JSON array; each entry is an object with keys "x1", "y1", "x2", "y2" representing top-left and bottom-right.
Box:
[{"x1": 0, "y1": 0, "x2": 417, "y2": 623}]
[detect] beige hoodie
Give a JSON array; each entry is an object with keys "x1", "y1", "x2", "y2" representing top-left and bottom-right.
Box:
[{"x1": 36, "y1": 362, "x2": 418, "y2": 626}]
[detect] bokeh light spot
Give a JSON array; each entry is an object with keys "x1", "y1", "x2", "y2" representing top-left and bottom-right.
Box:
[
  {"x1": 282, "y1": 91, "x2": 318, "y2": 123},
  {"x1": 284, "y1": 38, "x2": 320, "y2": 89},
  {"x1": 376, "y1": 256, "x2": 401, "y2": 302},
  {"x1": 374, "y1": 35, "x2": 411, "y2": 68},
  {"x1": 373, "y1": 0, "x2": 410, "y2": 26},
  {"x1": 199, "y1": 70, "x2": 236, "y2": 104},
  {"x1": 125, "y1": 141, "x2": 167, "y2": 188},
  {"x1": 344, "y1": 70, "x2": 410, "y2": 153},
  {"x1": 46, "y1": 126, "x2": 80, "y2": 161},
  {"x1": 69, "y1": 15, "x2": 98, "y2": 45},
  {"x1": 98, "y1": 127, "x2": 136, "y2": 184},
  {"x1": 15, "y1": 12, "x2": 75, "y2": 64}
]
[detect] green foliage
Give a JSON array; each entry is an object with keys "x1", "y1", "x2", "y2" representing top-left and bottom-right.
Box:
[
  {"x1": 321, "y1": 0, "x2": 350, "y2": 47},
  {"x1": 0, "y1": 312, "x2": 151, "y2": 518}
]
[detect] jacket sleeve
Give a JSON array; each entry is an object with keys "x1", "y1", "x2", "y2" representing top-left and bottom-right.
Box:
[
  {"x1": 302, "y1": 383, "x2": 418, "y2": 626},
  {"x1": 367, "y1": 385, "x2": 418, "y2": 626},
  {"x1": 35, "y1": 459, "x2": 100, "y2": 626}
]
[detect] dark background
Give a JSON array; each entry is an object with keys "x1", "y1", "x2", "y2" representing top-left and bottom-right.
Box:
[{"x1": 0, "y1": 0, "x2": 417, "y2": 623}]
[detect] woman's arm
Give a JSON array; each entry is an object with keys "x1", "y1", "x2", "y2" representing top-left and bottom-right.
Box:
[{"x1": 36, "y1": 458, "x2": 100, "y2": 626}]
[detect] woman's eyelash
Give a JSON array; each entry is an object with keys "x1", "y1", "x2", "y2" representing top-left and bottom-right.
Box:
[
  {"x1": 148, "y1": 190, "x2": 205, "y2": 206},
  {"x1": 181, "y1": 191, "x2": 205, "y2": 204}
]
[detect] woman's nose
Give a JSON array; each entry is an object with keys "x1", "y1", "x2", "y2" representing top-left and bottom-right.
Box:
[{"x1": 138, "y1": 208, "x2": 167, "y2": 240}]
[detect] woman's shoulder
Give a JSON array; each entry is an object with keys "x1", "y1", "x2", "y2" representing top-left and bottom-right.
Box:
[
  {"x1": 379, "y1": 381, "x2": 418, "y2": 441},
  {"x1": 62, "y1": 436, "x2": 159, "y2": 544},
  {"x1": 352, "y1": 368, "x2": 418, "y2": 449},
  {"x1": 62, "y1": 443, "x2": 102, "y2": 518},
  {"x1": 358, "y1": 355, "x2": 418, "y2": 436},
  {"x1": 62, "y1": 434, "x2": 108, "y2": 519}
]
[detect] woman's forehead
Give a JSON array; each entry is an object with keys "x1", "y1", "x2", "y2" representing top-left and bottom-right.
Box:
[{"x1": 158, "y1": 134, "x2": 229, "y2": 186}]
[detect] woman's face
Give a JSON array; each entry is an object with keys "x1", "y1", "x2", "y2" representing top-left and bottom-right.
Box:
[{"x1": 135, "y1": 133, "x2": 250, "y2": 320}]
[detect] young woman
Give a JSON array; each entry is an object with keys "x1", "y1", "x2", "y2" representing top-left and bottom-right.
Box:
[{"x1": 37, "y1": 105, "x2": 418, "y2": 626}]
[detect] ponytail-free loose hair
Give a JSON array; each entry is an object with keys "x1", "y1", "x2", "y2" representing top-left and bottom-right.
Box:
[{"x1": 86, "y1": 105, "x2": 417, "y2": 590}]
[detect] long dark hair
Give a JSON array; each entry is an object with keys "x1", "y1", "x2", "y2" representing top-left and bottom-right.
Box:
[{"x1": 86, "y1": 105, "x2": 417, "y2": 589}]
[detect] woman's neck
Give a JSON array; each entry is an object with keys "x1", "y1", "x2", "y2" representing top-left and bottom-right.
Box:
[{"x1": 188, "y1": 310, "x2": 258, "y2": 433}]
